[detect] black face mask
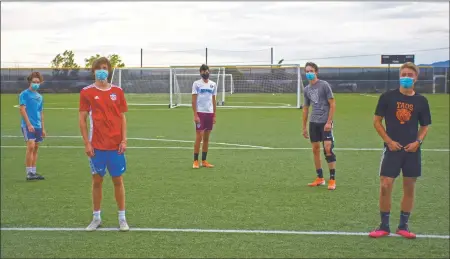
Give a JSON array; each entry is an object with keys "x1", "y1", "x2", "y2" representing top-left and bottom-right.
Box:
[{"x1": 201, "y1": 73, "x2": 210, "y2": 80}]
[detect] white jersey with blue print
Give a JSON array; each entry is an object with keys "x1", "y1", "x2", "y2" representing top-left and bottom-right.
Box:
[{"x1": 192, "y1": 79, "x2": 217, "y2": 113}]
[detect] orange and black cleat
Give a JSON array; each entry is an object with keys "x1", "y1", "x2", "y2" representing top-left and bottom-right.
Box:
[
  {"x1": 328, "y1": 179, "x2": 336, "y2": 190},
  {"x1": 202, "y1": 160, "x2": 214, "y2": 168},
  {"x1": 193, "y1": 160, "x2": 200, "y2": 169},
  {"x1": 308, "y1": 177, "x2": 325, "y2": 187}
]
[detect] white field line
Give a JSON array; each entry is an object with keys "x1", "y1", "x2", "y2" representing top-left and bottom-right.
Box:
[
  {"x1": 0, "y1": 227, "x2": 448, "y2": 239},
  {"x1": 359, "y1": 94, "x2": 378, "y2": 98},
  {"x1": 12, "y1": 105, "x2": 175, "y2": 111},
  {"x1": 2, "y1": 135, "x2": 449, "y2": 152},
  {"x1": 1, "y1": 135, "x2": 271, "y2": 149},
  {"x1": 1, "y1": 145, "x2": 449, "y2": 152}
]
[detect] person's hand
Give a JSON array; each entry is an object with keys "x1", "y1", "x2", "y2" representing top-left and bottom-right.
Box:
[
  {"x1": 85, "y1": 142, "x2": 95, "y2": 157},
  {"x1": 404, "y1": 141, "x2": 420, "y2": 152},
  {"x1": 194, "y1": 114, "x2": 200, "y2": 123},
  {"x1": 42, "y1": 129, "x2": 47, "y2": 138},
  {"x1": 213, "y1": 114, "x2": 216, "y2": 124},
  {"x1": 118, "y1": 140, "x2": 127, "y2": 154},
  {"x1": 27, "y1": 124, "x2": 35, "y2": 133},
  {"x1": 302, "y1": 128, "x2": 309, "y2": 139},
  {"x1": 387, "y1": 140, "x2": 402, "y2": 151},
  {"x1": 324, "y1": 122, "x2": 332, "y2": 131}
]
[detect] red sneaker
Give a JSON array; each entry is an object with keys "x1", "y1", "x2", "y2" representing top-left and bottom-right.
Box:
[
  {"x1": 369, "y1": 228, "x2": 390, "y2": 238},
  {"x1": 396, "y1": 228, "x2": 416, "y2": 239}
]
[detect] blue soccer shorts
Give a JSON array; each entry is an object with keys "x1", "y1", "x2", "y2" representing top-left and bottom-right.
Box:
[
  {"x1": 89, "y1": 149, "x2": 127, "y2": 177},
  {"x1": 21, "y1": 127, "x2": 43, "y2": 143}
]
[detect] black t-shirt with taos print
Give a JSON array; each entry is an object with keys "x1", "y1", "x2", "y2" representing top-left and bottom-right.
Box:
[{"x1": 374, "y1": 89, "x2": 431, "y2": 147}]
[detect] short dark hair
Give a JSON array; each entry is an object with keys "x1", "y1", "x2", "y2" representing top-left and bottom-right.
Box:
[
  {"x1": 27, "y1": 72, "x2": 43, "y2": 83},
  {"x1": 305, "y1": 62, "x2": 319, "y2": 72},
  {"x1": 200, "y1": 64, "x2": 209, "y2": 72}
]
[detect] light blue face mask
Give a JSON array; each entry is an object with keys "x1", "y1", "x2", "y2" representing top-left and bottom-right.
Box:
[
  {"x1": 306, "y1": 72, "x2": 316, "y2": 81},
  {"x1": 400, "y1": 77, "x2": 414, "y2": 88},
  {"x1": 95, "y1": 69, "x2": 109, "y2": 81},
  {"x1": 31, "y1": 83, "x2": 40, "y2": 90}
]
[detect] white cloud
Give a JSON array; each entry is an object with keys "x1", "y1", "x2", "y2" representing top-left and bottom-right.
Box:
[{"x1": 1, "y1": 1, "x2": 448, "y2": 67}]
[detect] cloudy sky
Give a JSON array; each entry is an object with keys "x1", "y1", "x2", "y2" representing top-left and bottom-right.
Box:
[{"x1": 1, "y1": 1, "x2": 449, "y2": 67}]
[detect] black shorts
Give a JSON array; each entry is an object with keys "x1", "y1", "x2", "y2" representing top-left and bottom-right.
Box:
[
  {"x1": 379, "y1": 148, "x2": 421, "y2": 178},
  {"x1": 309, "y1": 122, "x2": 334, "y2": 143}
]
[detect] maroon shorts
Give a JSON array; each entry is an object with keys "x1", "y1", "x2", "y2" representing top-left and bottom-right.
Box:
[{"x1": 195, "y1": 112, "x2": 214, "y2": 131}]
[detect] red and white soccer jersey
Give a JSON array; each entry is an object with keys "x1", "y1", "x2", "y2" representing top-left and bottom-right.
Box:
[{"x1": 79, "y1": 84, "x2": 128, "y2": 150}]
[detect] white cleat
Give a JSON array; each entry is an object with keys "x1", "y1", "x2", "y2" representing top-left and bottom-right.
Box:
[
  {"x1": 86, "y1": 219, "x2": 102, "y2": 231},
  {"x1": 119, "y1": 220, "x2": 130, "y2": 232}
]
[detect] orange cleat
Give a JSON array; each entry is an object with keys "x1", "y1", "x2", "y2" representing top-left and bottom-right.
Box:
[
  {"x1": 308, "y1": 177, "x2": 325, "y2": 187},
  {"x1": 328, "y1": 179, "x2": 336, "y2": 190},
  {"x1": 193, "y1": 160, "x2": 200, "y2": 169},
  {"x1": 202, "y1": 160, "x2": 214, "y2": 168}
]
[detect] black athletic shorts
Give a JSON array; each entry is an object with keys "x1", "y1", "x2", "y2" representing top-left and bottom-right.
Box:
[
  {"x1": 309, "y1": 122, "x2": 334, "y2": 143},
  {"x1": 379, "y1": 147, "x2": 421, "y2": 178}
]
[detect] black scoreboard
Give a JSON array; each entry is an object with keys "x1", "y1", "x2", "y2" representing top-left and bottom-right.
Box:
[{"x1": 381, "y1": 55, "x2": 415, "y2": 65}]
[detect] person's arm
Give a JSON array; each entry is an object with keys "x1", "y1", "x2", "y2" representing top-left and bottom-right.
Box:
[
  {"x1": 120, "y1": 90, "x2": 128, "y2": 145},
  {"x1": 213, "y1": 83, "x2": 217, "y2": 116},
  {"x1": 302, "y1": 91, "x2": 311, "y2": 129},
  {"x1": 19, "y1": 93, "x2": 33, "y2": 129},
  {"x1": 325, "y1": 83, "x2": 335, "y2": 124},
  {"x1": 78, "y1": 92, "x2": 91, "y2": 146},
  {"x1": 39, "y1": 97, "x2": 46, "y2": 135},
  {"x1": 192, "y1": 82, "x2": 199, "y2": 118},
  {"x1": 418, "y1": 98, "x2": 431, "y2": 142},
  {"x1": 373, "y1": 93, "x2": 395, "y2": 145}
]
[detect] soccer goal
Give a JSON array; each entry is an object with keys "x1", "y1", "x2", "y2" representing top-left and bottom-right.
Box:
[{"x1": 172, "y1": 64, "x2": 303, "y2": 109}]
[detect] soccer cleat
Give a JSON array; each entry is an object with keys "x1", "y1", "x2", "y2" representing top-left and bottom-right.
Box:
[
  {"x1": 86, "y1": 219, "x2": 102, "y2": 231},
  {"x1": 308, "y1": 177, "x2": 325, "y2": 187},
  {"x1": 26, "y1": 173, "x2": 45, "y2": 181},
  {"x1": 193, "y1": 160, "x2": 200, "y2": 169},
  {"x1": 369, "y1": 226, "x2": 390, "y2": 238},
  {"x1": 119, "y1": 220, "x2": 130, "y2": 232},
  {"x1": 202, "y1": 160, "x2": 214, "y2": 168},
  {"x1": 328, "y1": 179, "x2": 336, "y2": 190},
  {"x1": 396, "y1": 227, "x2": 416, "y2": 239}
]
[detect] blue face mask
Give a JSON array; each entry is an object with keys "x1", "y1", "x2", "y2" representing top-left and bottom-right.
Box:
[
  {"x1": 400, "y1": 77, "x2": 414, "y2": 88},
  {"x1": 95, "y1": 69, "x2": 109, "y2": 81},
  {"x1": 306, "y1": 72, "x2": 316, "y2": 81},
  {"x1": 31, "y1": 83, "x2": 40, "y2": 90}
]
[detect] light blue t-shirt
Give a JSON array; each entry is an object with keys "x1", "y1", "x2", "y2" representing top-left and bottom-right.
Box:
[{"x1": 19, "y1": 89, "x2": 43, "y2": 128}]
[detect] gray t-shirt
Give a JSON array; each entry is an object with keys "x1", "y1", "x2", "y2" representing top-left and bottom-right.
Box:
[{"x1": 304, "y1": 80, "x2": 334, "y2": 123}]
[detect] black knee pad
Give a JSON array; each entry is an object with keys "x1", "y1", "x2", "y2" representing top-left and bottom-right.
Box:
[
  {"x1": 323, "y1": 141, "x2": 336, "y2": 163},
  {"x1": 325, "y1": 154, "x2": 336, "y2": 163}
]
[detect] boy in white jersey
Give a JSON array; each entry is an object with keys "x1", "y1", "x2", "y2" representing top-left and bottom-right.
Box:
[{"x1": 192, "y1": 64, "x2": 217, "y2": 169}]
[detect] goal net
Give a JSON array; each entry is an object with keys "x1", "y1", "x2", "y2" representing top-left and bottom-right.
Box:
[
  {"x1": 111, "y1": 64, "x2": 303, "y2": 109},
  {"x1": 172, "y1": 64, "x2": 303, "y2": 108},
  {"x1": 111, "y1": 67, "x2": 172, "y2": 106}
]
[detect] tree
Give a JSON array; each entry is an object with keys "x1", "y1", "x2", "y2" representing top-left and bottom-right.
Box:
[
  {"x1": 84, "y1": 54, "x2": 125, "y2": 68},
  {"x1": 50, "y1": 50, "x2": 80, "y2": 69}
]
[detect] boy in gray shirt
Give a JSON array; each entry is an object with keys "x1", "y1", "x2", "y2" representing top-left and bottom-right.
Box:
[{"x1": 302, "y1": 62, "x2": 337, "y2": 190}]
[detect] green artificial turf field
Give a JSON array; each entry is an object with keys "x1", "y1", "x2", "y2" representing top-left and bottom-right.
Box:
[{"x1": 1, "y1": 93, "x2": 449, "y2": 258}]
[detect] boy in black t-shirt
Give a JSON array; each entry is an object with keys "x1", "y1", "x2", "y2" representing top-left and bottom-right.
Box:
[{"x1": 369, "y1": 62, "x2": 431, "y2": 239}]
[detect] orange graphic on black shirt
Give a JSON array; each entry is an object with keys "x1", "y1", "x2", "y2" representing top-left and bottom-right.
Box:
[{"x1": 396, "y1": 102, "x2": 414, "y2": 124}]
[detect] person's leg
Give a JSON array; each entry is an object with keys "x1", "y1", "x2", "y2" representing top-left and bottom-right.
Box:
[
  {"x1": 369, "y1": 149, "x2": 402, "y2": 238},
  {"x1": 86, "y1": 150, "x2": 107, "y2": 231},
  {"x1": 108, "y1": 151, "x2": 129, "y2": 231},
  {"x1": 396, "y1": 150, "x2": 421, "y2": 239},
  {"x1": 322, "y1": 125, "x2": 336, "y2": 189},
  {"x1": 202, "y1": 130, "x2": 214, "y2": 168},
  {"x1": 31, "y1": 129, "x2": 44, "y2": 178},
  {"x1": 193, "y1": 130, "x2": 203, "y2": 169},
  {"x1": 308, "y1": 123, "x2": 325, "y2": 186}
]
